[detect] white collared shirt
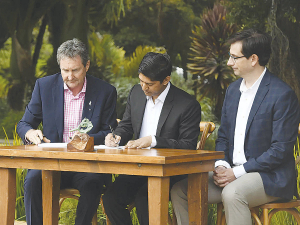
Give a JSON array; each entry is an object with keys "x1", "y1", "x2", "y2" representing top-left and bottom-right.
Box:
[
  {"x1": 215, "y1": 68, "x2": 266, "y2": 178},
  {"x1": 139, "y1": 82, "x2": 171, "y2": 147}
]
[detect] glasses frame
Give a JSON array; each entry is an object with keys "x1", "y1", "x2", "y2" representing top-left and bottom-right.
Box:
[{"x1": 228, "y1": 52, "x2": 246, "y2": 63}]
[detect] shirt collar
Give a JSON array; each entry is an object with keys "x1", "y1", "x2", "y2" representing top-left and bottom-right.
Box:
[
  {"x1": 240, "y1": 67, "x2": 266, "y2": 93},
  {"x1": 64, "y1": 77, "x2": 87, "y2": 95},
  {"x1": 146, "y1": 82, "x2": 170, "y2": 103}
]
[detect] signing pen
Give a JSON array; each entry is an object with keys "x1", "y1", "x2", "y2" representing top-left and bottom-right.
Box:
[{"x1": 109, "y1": 125, "x2": 116, "y2": 139}]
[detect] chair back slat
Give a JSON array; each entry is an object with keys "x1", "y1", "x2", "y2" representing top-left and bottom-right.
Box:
[
  {"x1": 295, "y1": 123, "x2": 300, "y2": 199},
  {"x1": 296, "y1": 157, "x2": 300, "y2": 166},
  {"x1": 197, "y1": 122, "x2": 216, "y2": 150},
  {"x1": 296, "y1": 124, "x2": 300, "y2": 166}
]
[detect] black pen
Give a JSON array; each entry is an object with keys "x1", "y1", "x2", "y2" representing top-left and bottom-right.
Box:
[{"x1": 109, "y1": 125, "x2": 116, "y2": 139}]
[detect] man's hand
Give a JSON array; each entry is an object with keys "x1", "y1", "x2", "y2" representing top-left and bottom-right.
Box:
[
  {"x1": 125, "y1": 136, "x2": 152, "y2": 148},
  {"x1": 105, "y1": 133, "x2": 121, "y2": 147},
  {"x1": 213, "y1": 166, "x2": 236, "y2": 188},
  {"x1": 25, "y1": 129, "x2": 50, "y2": 145}
]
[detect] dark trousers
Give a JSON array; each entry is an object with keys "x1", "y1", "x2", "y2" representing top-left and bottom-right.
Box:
[
  {"x1": 24, "y1": 169, "x2": 109, "y2": 225},
  {"x1": 102, "y1": 174, "x2": 186, "y2": 225}
]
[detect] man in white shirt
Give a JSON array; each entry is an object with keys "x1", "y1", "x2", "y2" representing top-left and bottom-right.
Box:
[
  {"x1": 103, "y1": 52, "x2": 201, "y2": 225},
  {"x1": 171, "y1": 29, "x2": 300, "y2": 225}
]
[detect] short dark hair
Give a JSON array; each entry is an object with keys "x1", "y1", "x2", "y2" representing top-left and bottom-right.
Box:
[
  {"x1": 138, "y1": 52, "x2": 172, "y2": 82},
  {"x1": 227, "y1": 29, "x2": 272, "y2": 66},
  {"x1": 57, "y1": 38, "x2": 90, "y2": 66}
]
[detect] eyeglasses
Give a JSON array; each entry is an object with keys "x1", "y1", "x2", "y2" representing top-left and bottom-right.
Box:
[{"x1": 228, "y1": 52, "x2": 246, "y2": 63}]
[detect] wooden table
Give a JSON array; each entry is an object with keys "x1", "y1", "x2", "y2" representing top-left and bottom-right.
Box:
[{"x1": 0, "y1": 145, "x2": 223, "y2": 225}]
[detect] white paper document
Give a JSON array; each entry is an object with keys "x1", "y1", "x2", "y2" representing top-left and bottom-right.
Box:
[
  {"x1": 94, "y1": 145, "x2": 151, "y2": 150},
  {"x1": 37, "y1": 143, "x2": 151, "y2": 150},
  {"x1": 38, "y1": 143, "x2": 68, "y2": 148},
  {"x1": 94, "y1": 145, "x2": 125, "y2": 150}
]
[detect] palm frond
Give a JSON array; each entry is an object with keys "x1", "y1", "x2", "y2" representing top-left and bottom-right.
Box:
[{"x1": 123, "y1": 45, "x2": 166, "y2": 78}]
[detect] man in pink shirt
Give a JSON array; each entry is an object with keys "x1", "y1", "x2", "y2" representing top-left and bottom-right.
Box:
[{"x1": 17, "y1": 38, "x2": 118, "y2": 225}]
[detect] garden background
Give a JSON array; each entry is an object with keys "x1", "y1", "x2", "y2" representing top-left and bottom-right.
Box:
[{"x1": 0, "y1": 0, "x2": 299, "y2": 224}]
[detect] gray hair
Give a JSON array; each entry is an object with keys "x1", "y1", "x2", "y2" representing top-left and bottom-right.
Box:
[{"x1": 56, "y1": 38, "x2": 90, "y2": 66}]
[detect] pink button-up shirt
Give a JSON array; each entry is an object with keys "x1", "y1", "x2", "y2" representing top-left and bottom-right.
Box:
[{"x1": 63, "y1": 78, "x2": 87, "y2": 143}]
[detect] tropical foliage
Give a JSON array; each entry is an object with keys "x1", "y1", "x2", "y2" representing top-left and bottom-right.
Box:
[
  {"x1": 0, "y1": 38, "x2": 10, "y2": 98},
  {"x1": 188, "y1": 4, "x2": 237, "y2": 119},
  {"x1": 123, "y1": 45, "x2": 166, "y2": 78},
  {"x1": 88, "y1": 32, "x2": 125, "y2": 80}
]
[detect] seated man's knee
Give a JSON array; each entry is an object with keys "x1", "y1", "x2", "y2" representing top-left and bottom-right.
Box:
[
  {"x1": 102, "y1": 187, "x2": 117, "y2": 209},
  {"x1": 135, "y1": 195, "x2": 147, "y2": 207},
  {"x1": 171, "y1": 179, "x2": 187, "y2": 201},
  {"x1": 221, "y1": 184, "x2": 243, "y2": 204},
  {"x1": 135, "y1": 185, "x2": 147, "y2": 207},
  {"x1": 84, "y1": 174, "x2": 103, "y2": 189}
]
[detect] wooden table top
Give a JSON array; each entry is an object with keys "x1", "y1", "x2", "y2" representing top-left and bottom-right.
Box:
[
  {"x1": 0, "y1": 145, "x2": 224, "y2": 225},
  {"x1": 0, "y1": 145, "x2": 224, "y2": 164}
]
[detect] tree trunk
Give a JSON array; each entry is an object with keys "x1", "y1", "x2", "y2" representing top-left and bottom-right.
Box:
[
  {"x1": 47, "y1": 0, "x2": 90, "y2": 75},
  {"x1": 268, "y1": 0, "x2": 300, "y2": 102}
]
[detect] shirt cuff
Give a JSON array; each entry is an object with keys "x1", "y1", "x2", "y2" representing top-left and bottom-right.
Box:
[
  {"x1": 150, "y1": 135, "x2": 156, "y2": 148},
  {"x1": 215, "y1": 160, "x2": 231, "y2": 169},
  {"x1": 232, "y1": 165, "x2": 247, "y2": 178}
]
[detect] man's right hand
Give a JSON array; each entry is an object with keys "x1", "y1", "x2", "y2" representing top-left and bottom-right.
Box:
[
  {"x1": 213, "y1": 166, "x2": 236, "y2": 187},
  {"x1": 105, "y1": 133, "x2": 121, "y2": 147},
  {"x1": 25, "y1": 129, "x2": 50, "y2": 145}
]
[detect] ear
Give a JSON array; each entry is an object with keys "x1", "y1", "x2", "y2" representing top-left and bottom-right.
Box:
[
  {"x1": 251, "y1": 54, "x2": 259, "y2": 67},
  {"x1": 162, "y1": 76, "x2": 171, "y2": 85},
  {"x1": 85, "y1": 60, "x2": 90, "y2": 72}
]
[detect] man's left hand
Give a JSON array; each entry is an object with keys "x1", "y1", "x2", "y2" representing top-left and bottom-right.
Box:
[
  {"x1": 125, "y1": 136, "x2": 152, "y2": 148},
  {"x1": 213, "y1": 167, "x2": 236, "y2": 187}
]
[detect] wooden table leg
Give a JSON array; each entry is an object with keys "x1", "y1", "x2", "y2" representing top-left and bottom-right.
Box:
[
  {"x1": 0, "y1": 168, "x2": 16, "y2": 225},
  {"x1": 42, "y1": 170, "x2": 61, "y2": 225},
  {"x1": 188, "y1": 172, "x2": 208, "y2": 225},
  {"x1": 148, "y1": 177, "x2": 170, "y2": 225}
]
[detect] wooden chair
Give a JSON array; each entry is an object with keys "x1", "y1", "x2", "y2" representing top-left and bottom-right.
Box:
[
  {"x1": 217, "y1": 124, "x2": 300, "y2": 225},
  {"x1": 59, "y1": 174, "x2": 114, "y2": 225},
  {"x1": 59, "y1": 189, "x2": 98, "y2": 225},
  {"x1": 254, "y1": 150, "x2": 300, "y2": 225},
  {"x1": 197, "y1": 121, "x2": 216, "y2": 150},
  {"x1": 216, "y1": 203, "x2": 262, "y2": 225}
]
